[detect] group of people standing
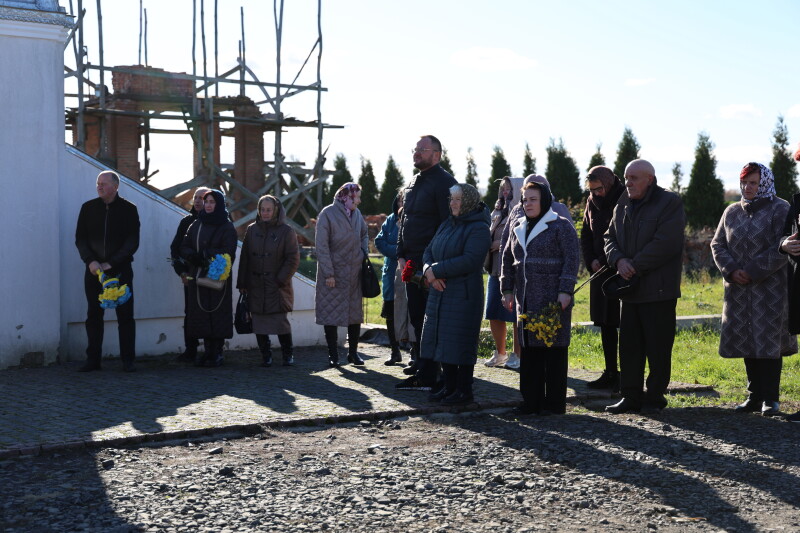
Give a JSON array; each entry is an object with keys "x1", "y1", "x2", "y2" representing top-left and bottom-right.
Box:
[{"x1": 74, "y1": 140, "x2": 800, "y2": 422}]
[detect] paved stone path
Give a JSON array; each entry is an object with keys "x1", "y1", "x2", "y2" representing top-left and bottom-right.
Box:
[{"x1": 0, "y1": 343, "x2": 711, "y2": 457}]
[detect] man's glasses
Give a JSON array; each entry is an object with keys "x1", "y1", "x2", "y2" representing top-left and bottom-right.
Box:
[{"x1": 412, "y1": 148, "x2": 441, "y2": 154}]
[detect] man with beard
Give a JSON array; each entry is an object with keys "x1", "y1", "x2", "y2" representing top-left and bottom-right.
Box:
[{"x1": 395, "y1": 135, "x2": 457, "y2": 390}]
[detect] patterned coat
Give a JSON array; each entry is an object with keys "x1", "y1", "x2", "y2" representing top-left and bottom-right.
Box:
[
  {"x1": 711, "y1": 197, "x2": 797, "y2": 359},
  {"x1": 314, "y1": 201, "x2": 369, "y2": 326},
  {"x1": 420, "y1": 205, "x2": 491, "y2": 366},
  {"x1": 500, "y1": 210, "x2": 579, "y2": 348}
]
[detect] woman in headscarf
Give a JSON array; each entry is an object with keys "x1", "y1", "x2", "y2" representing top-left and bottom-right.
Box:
[
  {"x1": 315, "y1": 183, "x2": 369, "y2": 367},
  {"x1": 422, "y1": 183, "x2": 491, "y2": 405},
  {"x1": 483, "y1": 177, "x2": 522, "y2": 369},
  {"x1": 180, "y1": 189, "x2": 238, "y2": 367},
  {"x1": 712, "y1": 162, "x2": 796, "y2": 416},
  {"x1": 580, "y1": 166, "x2": 625, "y2": 391},
  {"x1": 501, "y1": 180, "x2": 579, "y2": 415},
  {"x1": 237, "y1": 195, "x2": 300, "y2": 367}
]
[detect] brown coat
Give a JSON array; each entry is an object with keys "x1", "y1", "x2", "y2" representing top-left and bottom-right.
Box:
[
  {"x1": 237, "y1": 216, "x2": 300, "y2": 316},
  {"x1": 314, "y1": 201, "x2": 369, "y2": 326}
]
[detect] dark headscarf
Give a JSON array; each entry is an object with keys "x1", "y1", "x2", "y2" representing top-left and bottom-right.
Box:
[
  {"x1": 586, "y1": 165, "x2": 623, "y2": 210},
  {"x1": 523, "y1": 181, "x2": 553, "y2": 238},
  {"x1": 198, "y1": 190, "x2": 229, "y2": 226},
  {"x1": 495, "y1": 176, "x2": 513, "y2": 220},
  {"x1": 452, "y1": 182, "x2": 482, "y2": 217}
]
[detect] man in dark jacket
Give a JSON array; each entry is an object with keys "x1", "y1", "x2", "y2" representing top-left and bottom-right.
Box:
[
  {"x1": 396, "y1": 135, "x2": 457, "y2": 390},
  {"x1": 75, "y1": 171, "x2": 140, "y2": 372},
  {"x1": 603, "y1": 159, "x2": 685, "y2": 413},
  {"x1": 170, "y1": 187, "x2": 210, "y2": 362}
]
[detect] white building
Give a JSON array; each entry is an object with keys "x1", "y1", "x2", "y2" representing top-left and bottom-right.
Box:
[{"x1": 0, "y1": 1, "x2": 325, "y2": 370}]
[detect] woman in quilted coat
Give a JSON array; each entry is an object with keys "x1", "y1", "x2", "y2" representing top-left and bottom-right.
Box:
[
  {"x1": 237, "y1": 195, "x2": 300, "y2": 367},
  {"x1": 314, "y1": 183, "x2": 369, "y2": 367},
  {"x1": 712, "y1": 162, "x2": 796, "y2": 417},
  {"x1": 501, "y1": 181, "x2": 579, "y2": 415},
  {"x1": 422, "y1": 183, "x2": 491, "y2": 405}
]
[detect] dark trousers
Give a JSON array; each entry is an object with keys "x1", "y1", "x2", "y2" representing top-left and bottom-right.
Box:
[
  {"x1": 183, "y1": 285, "x2": 199, "y2": 353},
  {"x1": 406, "y1": 275, "x2": 439, "y2": 384},
  {"x1": 383, "y1": 302, "x2": 398, "y2": 346},
  {"x1": 84, "y1": 264, "x2": 135, "y2": 365},
  {"x1": 324, "y1": 325, "x2": 360, "y2": 353},
  {"x1": 618, "y1": 299, "x2": 677, "y2": 401},
  {"x1": 744, "y1": 358, "x2": 782, "y2": 403},
  {"x1": 442, "y1": 363, "x2": 474, "y2": 395},
  {"x1": 600, "y1": 326, "x2": 618, "y2": 372},
  {"x1": 520, "y1": 346, "x2": 568, "y2": 414}
]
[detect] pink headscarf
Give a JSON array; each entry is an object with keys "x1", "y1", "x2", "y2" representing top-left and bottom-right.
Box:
[{"x1": 335, "y1": 182, "x2": 361, "y2": 214}]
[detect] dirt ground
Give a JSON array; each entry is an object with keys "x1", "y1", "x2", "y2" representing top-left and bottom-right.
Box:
[{"x1": 2, "y1": 406, "x2": 799, "y2": 532}]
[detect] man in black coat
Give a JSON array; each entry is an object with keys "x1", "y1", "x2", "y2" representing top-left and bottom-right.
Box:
[
  {"x1": 170, "y1": 187, "x2": 210, "y2": 362},
  {"x1": 395, "y1": 135, "x2": 457, "y2": 390},
  {"x1": 75, "y1": 171, "x2": 140, "y2": 372},
  {"x1": 603, "y1": 159, "x2": 685, "y2": 413}
]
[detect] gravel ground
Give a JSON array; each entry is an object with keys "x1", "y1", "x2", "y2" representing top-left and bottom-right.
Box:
[{"x1": 2, "y1": 406, "x2": 799, "y2": 533}]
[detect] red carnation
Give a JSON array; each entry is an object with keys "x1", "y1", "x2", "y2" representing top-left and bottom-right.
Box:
[{"x1": 401, "y1": 260, "x2": 416, "y2": 283}]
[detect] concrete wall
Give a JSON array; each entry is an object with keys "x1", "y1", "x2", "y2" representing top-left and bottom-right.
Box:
[
  {"x1": 58, "y1": 147, "x2": 326, "y2": 363},
  {"x1": 0, "y1": 18, "x2": 67, "y2": 368}
]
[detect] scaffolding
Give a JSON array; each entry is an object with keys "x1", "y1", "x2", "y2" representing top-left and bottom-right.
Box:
[{"x1": 64, "y1": 0, "x2": 341, "y2": 242}]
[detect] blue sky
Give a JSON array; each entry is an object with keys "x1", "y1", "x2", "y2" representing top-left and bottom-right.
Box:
[{"x1": 66, "y1": 0, "x2": 800, "y2": 195}]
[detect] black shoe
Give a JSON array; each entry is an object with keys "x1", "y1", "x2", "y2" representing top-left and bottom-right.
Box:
[
  {"x1": 734, "y1": 398, "x2": 762, "y2": 413},
  {"x1": 441, "y1": 390, "x2": 474, "y2": 406},
  {"x1": 283, "y1": 352, "x2": 295, "y2": 366},
  {"x1": 586, "y1": 370, "x2": 619, "y2": 390},
  {"x1": 348, "y1": 351, "x2": 365, "y2": 366},
  {"x1": 785, "y1": 410, "x2": 800, "y2": 422},
  {"x1": 175, "y1": 350, "x2": 196, "y2": 363},
  {"x1": 262, "y1": 354, "x2": 273, "y2": 367},
  {"x1": 78, "y1": 362, "x2": 101, "y2": 372},
  {"x1": 194, "y1": 354, "x2": 207, "y2": 367},
  {"x1": 605, "y1": 398, "x2": 641, "y2": 414},
  {"x1": 328, "y1": 348, "x2": 340, "y2": 368},
  {"x1": 402, "y1": 361, "x2": 418, "y2": 375},
  {"x1": 641, "y1": 396, "x2": 667, "y2": 414},
  {"x1": 122, "y1": 361, "x2": 136, "y2": 373},
  {"x1": 762, "y1": 401, "x2": 781, "y2": 417},
  {"x1": 211, "y1": 354, "x2": 224, "y2": 368},
  {"x1": 512, "y1": 404, "x2": 539, "y2": 416},
  {"x1": 428, "y1": 385, "x2": 452, "y2": 403},
  {"x1": 395, "y1": 375, "x2": 432, "y2": 391}
]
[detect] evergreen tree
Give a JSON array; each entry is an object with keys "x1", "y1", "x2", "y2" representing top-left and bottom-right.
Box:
[
  {"x1": 522, "y1": 142, "x2": 537, "y2": 176},
  {"x1": 670, "y1": 162, "x2": 683, "y2": 194},
  {"x1": 587, "y1": 143, "x2": 605, "y2": 170},
  {"x1": 613, "y1": 127, "x2": 641, "y2": 177},
  {"x1": 487, "y1": 146, "x2": 512, "y2": 208},
  {"x1": 327, "y1": 154, "x2": 352, "y2": 205},
  {"x1": 465, "y1": 147, "x2": 478, "y2": 189},
  {"x1": 684, "y1": 132, "x2": 725, "y2": 229},
  {"x1": 357, "y1": 157, "x2": 380, "y2": 215},
  {"x1": 378, "y1": 155, "x2": 405, "y2": 215},
  {"x1": 771, "y1": 115, "x2": 799, "y2": 200},
  {"x1": 544, "y1": 138, "x2": 582, "y2": 205},
  {"x1": 440, "y1": 149, "x2": 455, "y2": 177}
]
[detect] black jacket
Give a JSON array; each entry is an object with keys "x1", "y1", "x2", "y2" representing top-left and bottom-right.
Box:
[
  {"x1": 782, "y1": 193, "x2": 800, "y2": 333},
  {"x1": 75, "y1": 194, "x2": 140, "y2": 269},
  {"x1": 170, "y1": 208, "x2": 198, "y2": 275},
  {"x1": 397, "y1": 164, "x2": 456, "y2": 261}
]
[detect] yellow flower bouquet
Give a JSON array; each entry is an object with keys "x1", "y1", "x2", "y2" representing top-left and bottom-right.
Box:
[{"x1": 519, "y1": 302, "x2": 562, "y2": 348}]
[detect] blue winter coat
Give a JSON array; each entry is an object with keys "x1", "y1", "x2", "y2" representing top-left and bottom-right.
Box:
[
  {"x1": 420, "y1": 204, "x2": 491, "y2": 366},
  {"x1": 374, "y1": 213, "x2": 399, "y2": 302}
]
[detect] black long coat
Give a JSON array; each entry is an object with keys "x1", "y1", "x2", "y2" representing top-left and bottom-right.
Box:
[{"x1": 180, "y1": 220, "x2": 238, "y2": 339}]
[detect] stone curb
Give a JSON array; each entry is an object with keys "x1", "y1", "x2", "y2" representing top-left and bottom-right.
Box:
[{"x1": 0, "y1": 383, "x2": 713, "y2": 460}]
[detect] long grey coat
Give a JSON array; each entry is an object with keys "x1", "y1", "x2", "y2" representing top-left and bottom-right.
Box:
[
  {"x1": 711, "y1": 197, "x2": 797, "y2": 359},
  {"x1": 420, "y1": 205, "x2": 491, "y2": 366},
  {"x1": 500, "y1": 209, "x2": 579, "y2": 348},
  {"x1": 314, "y1": 201, "x2": 369, "y2": 326}
]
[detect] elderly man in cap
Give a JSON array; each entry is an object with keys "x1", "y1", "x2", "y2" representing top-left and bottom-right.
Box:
[{"x1": 603, "y1": 159, "x2": 685, "y2": 413}]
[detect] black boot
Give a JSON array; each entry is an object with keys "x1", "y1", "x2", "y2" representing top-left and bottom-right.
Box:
[
  {"x1": 347, "y1": 324, "x2": 364, "y2": 366},
  {"x1": 279, "y1": 333, "x2": 294, "y2": 366},
  {"x1": 587, "y1": 370, "x2": 619, "y2": 391},
  {"x1": 403, "y1": 342, "x2": 420, "y2": 375},
  {"x1": 385, "y1": 343, "x2": 403, "y2": 366},
  {"x1": 324, "y1": 326, "x2": 340, "y2": 367},
  {"x1": 211, "y1": 339, "x2": 225, "y2": 367},
  {"x1": 257, "y1": 334, "x2": 273, "y2": 367},
  {"x1": 196, "y1": 339, "x2": 212, "y2": 367}
]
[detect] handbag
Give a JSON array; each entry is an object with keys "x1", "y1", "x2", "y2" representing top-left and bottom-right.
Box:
[
  {"x1": 361, "y1": 256, "x2": 381, "y2": 298},
  {"x1": 234, "y1": 293, "x2": 253, "y2": 334}
]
